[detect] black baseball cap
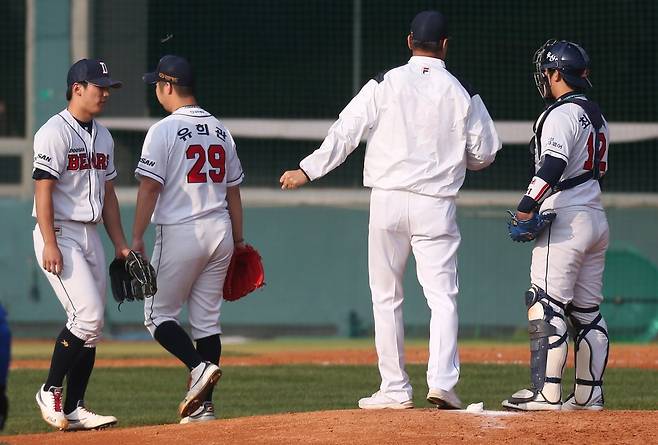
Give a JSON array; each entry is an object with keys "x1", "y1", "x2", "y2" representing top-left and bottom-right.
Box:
[
  {"x1": 143, "y1": 55, "x2": 195, "y2": 87},
  {"x1": 410, "y1": 10, "x2": 448, "y2": 43},
  {"x1": 67, "y1": 59, "x2": 122, "y2": 88}
]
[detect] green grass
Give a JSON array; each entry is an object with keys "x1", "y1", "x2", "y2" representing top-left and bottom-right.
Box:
[
  {"x1": 4, "y1": 363, "x2": 657, "y2": 436},
  {"x1": 11, "y1": 341, "x2": 254, "y2": 360}
]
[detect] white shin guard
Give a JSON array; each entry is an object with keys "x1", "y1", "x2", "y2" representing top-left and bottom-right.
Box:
[{"x1": 567, "y1": 305, "x2": 609, "y2": 406}]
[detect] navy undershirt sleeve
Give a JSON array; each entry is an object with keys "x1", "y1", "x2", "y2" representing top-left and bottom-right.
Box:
[
  {"x1": 517, "y1": 155, "x2": 567, "y2": 212},
  {"x1": 32, "y1": 168, "x2": 58, "y2": 180},
  {"x1": 536, "y1": 155, "x2": 567, "y2": 186}
]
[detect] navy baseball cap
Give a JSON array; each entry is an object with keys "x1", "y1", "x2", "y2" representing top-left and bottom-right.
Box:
[
  {"x1": 143, "y1": 55, "x2": 195, "y2": 87},
  {"x1": 410, "y1": 10, "x2": 448, "y2": 43},
  {"x1": 67, "y1": 59, "x2": 122, "y2": 88}
]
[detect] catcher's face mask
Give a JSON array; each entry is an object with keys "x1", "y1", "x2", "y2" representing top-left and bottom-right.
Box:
[{"x1": 533, "y1": 39, "x2": 557, "y2": 101}]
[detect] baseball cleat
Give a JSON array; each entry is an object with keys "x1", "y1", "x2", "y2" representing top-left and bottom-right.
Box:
[
  {"x1": 358, "y1": 391, "x2": 414, "y2": 410},
  {"x1": 426, "y1": 388, "x2": 462, "y2": 409},
  {"x1": 180, "y1": 401, "x2": 216, "y2": 424},
  {"x1": 65, "y1": 401, "x2": 117, "y2": 430},
  {"x1": 36, "y1": 385, "x2": 68, "y2": 430},
  {"x1": 179, "y1": 362, "x2": 222, "y2": 418},
  {"x1": 502, "y1": 388, "x2": 562, "y2": 411},
  {"x1": 562, "y1": 394, "x2": 604, "y2": 411}
]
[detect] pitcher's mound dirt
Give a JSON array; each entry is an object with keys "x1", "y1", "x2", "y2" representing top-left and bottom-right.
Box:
[{"x1": 4, "y1": 409, "x2": 657, "y2": 445}]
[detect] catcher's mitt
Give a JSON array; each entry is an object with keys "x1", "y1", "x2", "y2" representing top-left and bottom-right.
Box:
[
  {"x1": 223, "y1": 244, "x2": 265, "y2": 302},
  {"x1": 507, "y1": 210, "x2": 556, "y2": 242},
  {"x1": 109, "y1": 250, "x2": 157, "y2": 305}
]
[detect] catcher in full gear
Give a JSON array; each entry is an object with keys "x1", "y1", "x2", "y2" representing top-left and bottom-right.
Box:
[{"x1": 503, "y1": 40, "x2": 610, "y2": 411}]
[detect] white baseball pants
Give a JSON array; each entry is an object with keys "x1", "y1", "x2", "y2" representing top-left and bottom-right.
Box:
[
  {"x1": 368, "y1": 188, "x2": 461, "y2": 402},
  {"x1": 531, "y1": 206, "x2": 609, "y2": 307},
  {"x1": 144, "y1": 212, "x2": 233, "y2": 340},
  {"x1": 33, "y1": 221, "x2": 106, "y2": 346}
]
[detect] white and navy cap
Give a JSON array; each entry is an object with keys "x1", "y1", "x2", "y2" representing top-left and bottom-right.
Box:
[{"x1": 67, "y1": 59, "x2": 122, "y2": 88}]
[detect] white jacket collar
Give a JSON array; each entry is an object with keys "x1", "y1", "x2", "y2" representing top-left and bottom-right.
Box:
[{"x1": 409, "y1": 56, "x2": 446, "y2": 69}]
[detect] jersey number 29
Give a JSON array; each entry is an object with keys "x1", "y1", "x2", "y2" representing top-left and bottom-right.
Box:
[{"x1": 186, "y1": 144, "x2": 226, "y2": 183}]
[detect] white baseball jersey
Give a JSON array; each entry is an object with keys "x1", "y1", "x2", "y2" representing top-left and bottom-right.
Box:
[
  {"x1": 135, "y1": 106, "x2": 243, "y2": 225},
  {"x1": 535, "y1": 94, "x2": 609, "y2": 211},
  {"x1": 32, "y1": 109, "x2": 117, "y2": 223},
  {"x1": 300, "y1": 56, "x2": 501, "y2": 196}
]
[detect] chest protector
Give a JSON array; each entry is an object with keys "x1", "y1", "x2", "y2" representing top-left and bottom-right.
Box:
[{"x1": 529, "y1": 97, "x2": 604, "y2": 192}]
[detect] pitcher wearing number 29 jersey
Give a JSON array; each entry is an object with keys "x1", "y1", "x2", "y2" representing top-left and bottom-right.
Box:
[
  {"x1": 136, "y1": 105, "x2": 244, "y2": 225},
  {"x1": 133, "y1": 55, "x2": 247, "y2": 420}
]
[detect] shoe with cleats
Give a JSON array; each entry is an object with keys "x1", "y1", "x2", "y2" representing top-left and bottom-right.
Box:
[
  {"x1": 357, "y1": 391, "x2": 414, "y2": 410},
  {"x1": 502, "y1": 388, "x2": 562, "y2": 411},
  {"x1": 65, "y1": 401, "x2": 117, "y2": 430},
  {"x1": 426, "y1": 388, "x2": 462, "y2": 409},
  {"x1": 36, "y1": 385, "x2": 68, "y2": 430},
  {"x1": 562, "y1": 393, "x2": 604, "y2": 411},
  {"x1": 179, "y1": 362, "x2": 222, "y2": 417},
  {"x1": 180, "y1": 401, "x2": 216, "y2": 424}
]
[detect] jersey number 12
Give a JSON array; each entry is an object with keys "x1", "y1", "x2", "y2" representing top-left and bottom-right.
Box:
[
  {"x1": 583, "y1": 132, "x2": 607, "y2": 173},
  {"x1": 186, "y1": 144, "x2": 226, "y2": 183}
]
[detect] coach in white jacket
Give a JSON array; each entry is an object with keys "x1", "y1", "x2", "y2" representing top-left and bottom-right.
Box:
[{"x1": 280, "y1": 10, "x2": 501, "y2": 409}]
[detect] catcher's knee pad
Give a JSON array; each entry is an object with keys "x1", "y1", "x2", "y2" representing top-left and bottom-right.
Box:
[
  {"x1": 525, "y1": 285, "x2": 568, "y2": 404},
  {"x1": 567, "y1": 304, "x2": 609, "y2": 405}
]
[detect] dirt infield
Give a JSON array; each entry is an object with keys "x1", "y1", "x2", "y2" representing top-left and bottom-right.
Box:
[
  {"x1": 11, "y1": 343, "x2": 658, "y2": 369},
  {"x1": 6, "y1": 343, "x2": 658, "y2": 444},
  {"x1": 5, "y1": 409, "x2": 658, "y2": 445}
]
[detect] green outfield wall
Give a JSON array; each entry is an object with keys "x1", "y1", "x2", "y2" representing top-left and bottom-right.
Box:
[{"x1": 3, "y1": 198, "x2": 657, "y2": 341}]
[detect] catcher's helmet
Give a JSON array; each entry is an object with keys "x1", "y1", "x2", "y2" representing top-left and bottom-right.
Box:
[{"x1": 533, "y1": 39, "x2": 591, "y2": 98}]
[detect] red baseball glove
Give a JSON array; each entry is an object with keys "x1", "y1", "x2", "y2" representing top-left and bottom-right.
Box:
[{"x1": 223, "y1": 244, "x2": 265, "y2": 301}]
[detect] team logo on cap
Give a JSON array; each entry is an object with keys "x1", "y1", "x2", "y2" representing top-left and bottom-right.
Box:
[
  {"x1": 99, "y1": 61, "x2": 108, "y2": 74},
  {"x1": 546, "y1": 51, "x2": 558, "y2": 62},
  {"x1": 158, "y1": 72, "x2": 179, "y2": 83}
]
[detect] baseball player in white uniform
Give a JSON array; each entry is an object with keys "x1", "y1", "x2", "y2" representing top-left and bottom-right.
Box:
[
  {"x1": 280, "y1": 11, "x2": 501, "y2": 410},
  {"x1": 32, "y1": 59, "x2": 130, "y2": 430},
  {"x1": 132, "y1": 55, "x2": 245, "y2": 423},
  {"x1": 502, "y1": 40, "x2": 610, "y2": 411}
]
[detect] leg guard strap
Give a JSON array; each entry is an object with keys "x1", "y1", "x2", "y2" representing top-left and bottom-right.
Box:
[{"x1": 575, "y1": 378, "x2": 603, "y2": 386}]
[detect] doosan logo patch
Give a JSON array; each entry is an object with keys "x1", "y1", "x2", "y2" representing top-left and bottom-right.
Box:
[{"x1": 140, "y1": 157, "x2": 156, "y2": 167}]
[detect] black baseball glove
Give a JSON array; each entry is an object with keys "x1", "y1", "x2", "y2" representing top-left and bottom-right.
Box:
[{"x1": 109, "y1": 251, "x2": 157, "y2": 305}]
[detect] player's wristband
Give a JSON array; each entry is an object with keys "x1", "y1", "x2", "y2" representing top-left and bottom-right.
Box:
[
  {"x1": 517, "y1": 195, "x2": 539, "y2": 213},
  {"x1": 525, "y1": 176, "x2": 552, "y2": 202}
]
